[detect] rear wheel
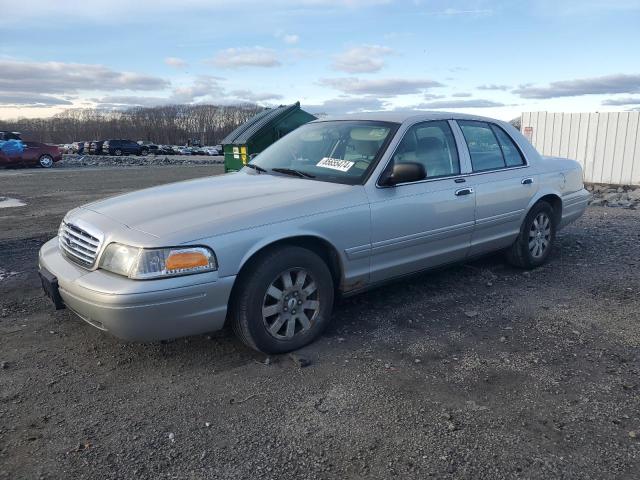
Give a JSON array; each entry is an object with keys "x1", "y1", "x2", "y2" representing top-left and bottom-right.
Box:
[
  {"x1": 231, "y1": 246, "x2": 334, "y2": 353},
  {"x1": 38, "y1": 155, "x2": 53, "y2": 168},
  {"x1": 506, "y1": 201, "x2": 556, "y2": 269}
]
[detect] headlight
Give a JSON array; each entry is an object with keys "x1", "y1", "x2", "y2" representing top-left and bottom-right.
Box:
[{"x1": 99, "y1": 243, "x2": 217, "y2": 279}]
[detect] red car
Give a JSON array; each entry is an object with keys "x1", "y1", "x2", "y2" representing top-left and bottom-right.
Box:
[{"x1": 0, "y1": 131, "x2": 62, "y2": 168}]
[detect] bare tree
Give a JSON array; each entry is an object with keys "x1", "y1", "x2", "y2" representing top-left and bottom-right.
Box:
[{"x1": 0, "y1": 103, "x2": 264, "y2": 145}]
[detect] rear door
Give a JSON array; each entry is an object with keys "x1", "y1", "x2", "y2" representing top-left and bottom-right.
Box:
[
  {"x1": 454, "y1": 120, "x2": 538, "y2": 256},
  {"x1": 365, "y1": 120, "x2": 476, "y2": 282},
  {"x1": 125, "y1": 141, "x2": 139, "y2": 154}
]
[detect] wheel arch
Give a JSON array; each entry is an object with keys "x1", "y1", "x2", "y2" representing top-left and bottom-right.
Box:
[
  {"x1": 230, "y1": 234, "x2": 345, "y2": 304},
  {"x1": 526, "y1": 190, "x2": 562, "y2": 226}
]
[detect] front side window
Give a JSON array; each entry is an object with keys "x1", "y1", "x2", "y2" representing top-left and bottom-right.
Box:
[
  {"x1": 250, "y1": 121, "x2": 397, "y2": 185},
  {"x1": 388, "y1": 120, "x2": 460, "y2": 179}
]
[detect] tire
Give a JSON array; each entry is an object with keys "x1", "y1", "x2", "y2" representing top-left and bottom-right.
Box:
[
  {"x1": 140, "y1": 149, "x2": 148, "y2": 156},
  {"x1": 38, "y1": 155, "x2": 54, "y2": 168},
  {"x1": 506, "y1": 201, "x2": 556, "y2": 269},
  {"x1": 114, "y1": 149, "x2": 123, "y2": 156},
  {"x1": 230, "y1": 246, "x2": 335, "y2": 353}
]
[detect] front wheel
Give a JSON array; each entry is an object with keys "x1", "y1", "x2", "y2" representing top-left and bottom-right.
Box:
[
  {"x1": 231, "y1": 246, "x2": 335, "y2": 353},
  {"x1": 506, "y1": 201, "x2": 556, "y2": 269},
  {"x1": 39, "y1": 155, "x2": 54, "y2": 168},
  {"x1": 114, "y1": 149, "x2": 123, "y2": 156}
]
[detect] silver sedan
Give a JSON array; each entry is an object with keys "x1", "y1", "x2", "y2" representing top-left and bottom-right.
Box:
[{"x1": 38, "y1": 112, "x2": 590, "y2": 353}]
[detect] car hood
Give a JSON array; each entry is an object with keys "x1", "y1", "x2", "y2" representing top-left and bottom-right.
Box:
[{"x1": 77, "y1": 171, "x2": 357, "y2": 242}]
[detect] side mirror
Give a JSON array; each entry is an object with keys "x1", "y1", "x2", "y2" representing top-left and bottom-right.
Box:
[
  {"x1": 249, "y1": 153, "x2": 259, "y2": 160},
  {"x1": 381, "y1": 162, "x2": 426, "y2": 186}
]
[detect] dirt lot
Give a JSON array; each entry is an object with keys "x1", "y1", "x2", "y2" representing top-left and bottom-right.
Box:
[{"x1": 1, "y1": 166, "x2": 639, "y2": 479}]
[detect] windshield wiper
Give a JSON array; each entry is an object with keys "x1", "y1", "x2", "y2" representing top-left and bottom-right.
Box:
[
  {"x1": 244, "y1": 163, "x2": 267, "y2": 173},
  {"x1": 271, "y1": 167, "x2": 315, "y2": 179}
]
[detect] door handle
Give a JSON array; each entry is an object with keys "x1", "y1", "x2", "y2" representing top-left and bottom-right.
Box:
[
  {"x1": 521, "y1": 178, "x2": 533, "y2": 185},
  {"x1": 455, "y1": 187, "x2": 474, "y2": 196}
]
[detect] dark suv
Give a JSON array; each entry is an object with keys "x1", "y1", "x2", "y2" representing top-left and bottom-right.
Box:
[{"x1": 103, "y1": 140, "x2": 149, "y2": 156}]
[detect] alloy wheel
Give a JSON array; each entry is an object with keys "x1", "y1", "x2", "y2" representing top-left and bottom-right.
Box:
[
  {"x1": 261, "y1": 268, "x2": 320, "y2": 340},
  {"x1": 39, "y1": 155, "x2": 53, "y2": 168},
  {"x1": 528, "y1": 212, "x2": 551, "y2": 258}
]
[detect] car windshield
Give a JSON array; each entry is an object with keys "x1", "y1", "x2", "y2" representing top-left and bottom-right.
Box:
[{"x1": 248, "y1": 120, "x2": 397, "y2": 185}]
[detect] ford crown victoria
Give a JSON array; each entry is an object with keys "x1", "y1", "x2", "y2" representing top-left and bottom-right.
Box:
[{"x1": 38, "y1": 112, "x2": 590, "y2": 353}]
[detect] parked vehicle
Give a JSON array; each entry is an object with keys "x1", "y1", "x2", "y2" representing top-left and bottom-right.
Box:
[
  {"x1": 173, "y1": 146, "x2": 191, "y2": 155},
  {"x1": 84, "y1": 140, "x2": 104, "y2": 155},
  {"x1": 190, "y1": 147, "x2": 207, "y2": 156},
  {"x1": 73, "y1": 141, "x2": 87, "y2": 154},
  {"x1": 203, "y1": 146, "x2": 222, "y2": 156},
  {"x1": 0, "y1": 131, "x2": 22, "y2": 141},
  {"x1": 38, "y1": 112, "x2": 590, "y2": 353},
  {"x1": 146, "y1": 144, "x2": 174, "y2": 156},
  {"x1": 102, "y1": 139, "x2": 148, "y2": 156},
  {"x1": 0, "y1": 131, "x2": 61, "y2": 168}
]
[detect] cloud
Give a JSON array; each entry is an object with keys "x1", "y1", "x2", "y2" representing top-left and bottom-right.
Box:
[
  {"x1": 0, "y1": 60, "x2": 169, "y2": 97},
  {"x1": 95, "y1": 95, "x2": 173, "y2": 108},
  {"x1": 231, "y1": 90, "x2": 284, "y2": 102},
  {"x1": 332, "y1": 45, "x2": 393, "y2": 73},
  {"x1": 164, "y1": 57, "x2": 187, "y2": 69},
  {"x1": 275, "y1": 31, "x2": 300, "y2": 44},
  {"x1": 424, "y1": 8, "x2": 492, "y2": 16},
  {"x1": 0, "y1": 93, "x2": 73, "y2": 107},
  {"x1": 530, "y1": 0, "x2": 640, "y2": 16},
  {"x1": 513, "y1": 74, "x2": 640, "y2": 99},
  {"x1": 169, "y1": 76, "x2": 225, "y2": 103},
  {"x1": 0, "y1": 0, "x2": 392, "y2": 25},
  {"x1": 210, "y1": 47, "x2": 281, "y2": 68},
  {"x1": 95, "y1": 78, "x2": 281, "y2": 108},
  {"x1": 320, "y1": 77, "x2": 444, "y2": 96},
  {"x1": 601, "y1": 97, "x2": 640, "y2": 106},
  {"x1": 416, "y1": 99, "x2": 505, "y2": 109},
  {"x1": 305, "y1": 96, "x2": 386, "y2": 115},
  {"x1": 478, "y1": 84, "x2": 510, "y2": 91},
  {"x1": 451, "y1": 92, "x2": 472, "y2": 97}
]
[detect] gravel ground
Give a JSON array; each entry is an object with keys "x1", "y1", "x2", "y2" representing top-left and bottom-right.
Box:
[
  {"x1": 1, "y1": 166, "x2": 639, "y2": 479},
  {"x1": 57, "y1": 154, "x2": 224, "y2": 168}
]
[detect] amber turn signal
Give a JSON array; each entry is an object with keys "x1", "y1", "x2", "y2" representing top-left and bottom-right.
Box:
[{"x1": 166, "y1": 251, "x2": 210, "y2": 270}]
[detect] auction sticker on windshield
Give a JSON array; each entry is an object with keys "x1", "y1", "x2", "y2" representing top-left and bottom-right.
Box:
[{"x1": 316, "y1": 157, "x2": 354, "y2": 172}]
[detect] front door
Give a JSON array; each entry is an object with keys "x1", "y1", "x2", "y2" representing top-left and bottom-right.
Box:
[{"x1": 365, "y1": 120, "x2": 476, "y2": 283}]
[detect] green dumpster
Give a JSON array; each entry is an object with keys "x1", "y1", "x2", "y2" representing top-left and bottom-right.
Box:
[{"x1": 221, "y1": 102, "x2": 316, "y2": 172}]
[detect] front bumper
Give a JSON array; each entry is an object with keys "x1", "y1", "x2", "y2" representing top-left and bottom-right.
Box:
[{"x1": 38, "y1": 237, "x2": 235, "y2": 341}]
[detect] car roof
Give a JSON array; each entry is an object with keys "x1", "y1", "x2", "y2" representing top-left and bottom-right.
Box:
[{"x1": 312, "y1": 110, "x2": 505, "y2": 125}]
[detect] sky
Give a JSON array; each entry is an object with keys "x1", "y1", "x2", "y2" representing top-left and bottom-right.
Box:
[{"x1": 1, "y1": 0, "x2": 639, "y2": 120}]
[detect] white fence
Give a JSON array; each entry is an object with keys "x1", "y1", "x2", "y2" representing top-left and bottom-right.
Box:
[{"x1": 521, "y1": 111, "x2": 640, "y2": 185}]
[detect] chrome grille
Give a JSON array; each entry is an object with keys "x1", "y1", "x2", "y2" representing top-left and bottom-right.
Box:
[{"x1": 58, "y1": 222, "x2": 102, "y2": 267}]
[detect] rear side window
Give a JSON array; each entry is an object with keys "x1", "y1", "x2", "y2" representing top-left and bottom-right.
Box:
[
  {"x1": 457, "y1": 120, "x2": 505, "y2": 172},
  {"x1": 490, "y1": 125, "x2": 525, "y2": 167},
  {"x1": 390, "y1": 120, "x2": 460, "y2": 179}
]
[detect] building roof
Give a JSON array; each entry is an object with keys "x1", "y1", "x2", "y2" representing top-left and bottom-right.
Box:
[{"x1": 221, "y1": 103, "x2": 303, "y2": 145}]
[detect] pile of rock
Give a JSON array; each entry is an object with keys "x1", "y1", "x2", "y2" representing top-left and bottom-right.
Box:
[
  {"x1": 587, "y1": 184, "x2": 640, "y2": 209},
  {"x1": 58, "y1": 154, "x2": 223, "y2": 168}
]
